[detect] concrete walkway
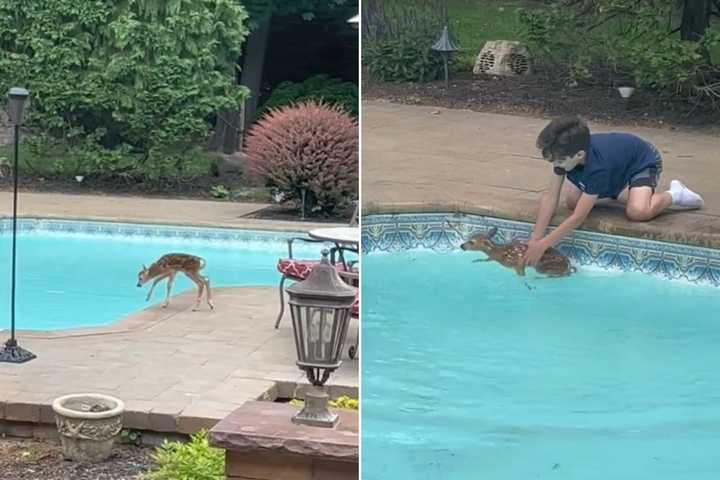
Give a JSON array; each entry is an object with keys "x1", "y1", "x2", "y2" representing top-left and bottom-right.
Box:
[
  {"x1": 0, "y1": 287, "x2": 358, "y2": 436},
  {"x1": 0, "y1": 191, "x2": 342, "y2": 231},
  {"x1": 362, "y1": 100, "x2": 720, "y2": 248}
]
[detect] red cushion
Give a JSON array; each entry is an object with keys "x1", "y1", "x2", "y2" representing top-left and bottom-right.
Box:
[
  {"x1": 277, "y1": 259, "x2": 317, "y2": 280},
  {"x1": 277, "y1": 259, "x2": 354, "y2": 281}
]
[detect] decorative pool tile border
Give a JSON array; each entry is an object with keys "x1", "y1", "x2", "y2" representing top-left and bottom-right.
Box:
[
  {"x1": 0, "y1": 218, "x2": 305, "y2": 244},
  {"x1": 362, "y1": 213, "x2": 720, "y2": 287}
]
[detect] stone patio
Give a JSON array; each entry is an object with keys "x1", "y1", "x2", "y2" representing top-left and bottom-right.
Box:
[
  {"x1": 362, "y1": 101, "x2": 720, "y2": 248},
  {"x1": 0, "y1": 194, "x2": 357, "y2": 437}
]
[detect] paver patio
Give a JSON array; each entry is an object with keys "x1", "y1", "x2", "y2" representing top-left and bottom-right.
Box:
[
  {"x1": 0, "y1": 193, "x2": 357, "y2": 436},
  {"x1": 363, "y1": 101, "x2": 720, "y2": 248}
]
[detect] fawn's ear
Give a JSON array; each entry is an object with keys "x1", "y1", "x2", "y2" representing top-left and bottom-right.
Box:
[{"x1": 141, "y1": 264, "x2": 147, "y2": 271}]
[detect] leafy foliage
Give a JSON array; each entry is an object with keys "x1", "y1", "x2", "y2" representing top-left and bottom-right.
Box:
[
  {"x1": 517, "y1": 0, "x2": 720, "y2": 99},
  {"x1": 210, "y1": 184, "x2": 230, "y2": 199},
  {"x1": 260, "y1": 75, "x2": 358, "y2": 117},
  {"x1": 329, "y1": 395, "x2": 359, "y2": 410},
  {"x1": 362, "y1": 0, "x2": 447, "y2": 82},
  {"x1": 289, "y1": 395, "x2": 359, "y2": 410},
  {"x1": 0, "y1": 0, "x2": 249, "y2": 181},
  {"x1": 141, "y1": 429, "x2": 224, "y2": 480},
  {"x1": 245, "y1": 101, "x2": 358, "y2": 216}
]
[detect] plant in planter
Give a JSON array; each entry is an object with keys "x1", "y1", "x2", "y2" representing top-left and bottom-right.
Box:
[{"x1": 52, "y1": 393, "x2": 125, "y2": 463}]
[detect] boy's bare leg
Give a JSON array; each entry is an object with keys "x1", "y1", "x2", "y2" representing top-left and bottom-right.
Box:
[{"x1": 625, "y1": 186, "x2": 673, "y2": 221}]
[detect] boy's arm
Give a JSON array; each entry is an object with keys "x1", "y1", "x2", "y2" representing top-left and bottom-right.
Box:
[
  {"x1": 525, "y1": 193, "x2": 597, "y2": 266},
  {"x1": 530, "y1": 172, "x2": 564, "y2": 241}
]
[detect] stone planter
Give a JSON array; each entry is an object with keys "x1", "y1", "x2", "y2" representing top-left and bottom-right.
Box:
[{"x1": 52, "y1": 393, "x2": 125, "y2": 463}]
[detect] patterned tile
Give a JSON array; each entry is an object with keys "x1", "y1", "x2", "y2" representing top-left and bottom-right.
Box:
[
  {"x1": 362, "y1": 213, "x2": 720, "y2": 287},
  {"x1": 0, "y1": 218, "x2": 306, "y2": 246}
]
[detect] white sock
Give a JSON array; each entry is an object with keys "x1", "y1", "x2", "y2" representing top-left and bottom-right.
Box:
[{"x1": 668, "y1": 180, "x2": 704, "y2": 208}]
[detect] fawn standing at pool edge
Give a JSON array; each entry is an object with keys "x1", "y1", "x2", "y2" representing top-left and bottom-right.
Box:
[
  {"x1": 137, "y1": 253, "x2": 214, "y2": 311},
  {"x1": 524, "y1": 115, "x2": 704, "y2": 268}
]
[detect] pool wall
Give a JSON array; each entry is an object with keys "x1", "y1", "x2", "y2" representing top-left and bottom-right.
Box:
[{"x1": 362, "y1": 213, "x2": 720, "y2": 287}]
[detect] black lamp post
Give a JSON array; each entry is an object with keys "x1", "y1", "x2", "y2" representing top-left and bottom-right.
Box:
[
  {"x1": 286, "y1": 249, "x2": 355, "y2": 427},
  {"x1": 431, "y1": 26, "x2": 460, "y2": 89},
  {"x1": 0, "y1": 87, "x2": 36, "y2": 364}
]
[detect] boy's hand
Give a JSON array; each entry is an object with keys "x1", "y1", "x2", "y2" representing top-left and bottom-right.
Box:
[{"x1": 524, "y1": 239, "x2": 548, "y2": 267}]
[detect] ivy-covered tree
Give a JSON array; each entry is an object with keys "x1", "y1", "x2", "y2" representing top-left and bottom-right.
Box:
[{"x1": 0, "y1": 0, "x2": 249, "y2": 176}]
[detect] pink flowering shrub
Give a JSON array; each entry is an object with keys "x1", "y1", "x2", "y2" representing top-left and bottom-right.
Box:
[{"x1": 245, "y1": 101, "x2": 358, "y2": 215}]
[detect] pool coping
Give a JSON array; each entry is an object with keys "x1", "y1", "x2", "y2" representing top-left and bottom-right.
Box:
[
  {"x1": 0, "y1": 287, "x2": 359, "y2": 437},
  {"x1": 0, "y1": 213, "x2": 345, "y2": 234},
  {"x1": 362, "y1": 209, "x2": 720, "y2": 287},
  {"x1": 363, "y1": 201, "x2": 720, "y2": 250}
]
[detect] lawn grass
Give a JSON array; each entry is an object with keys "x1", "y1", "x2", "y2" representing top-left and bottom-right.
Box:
[
  {"x1": 446, "y1": 1, "x2": 720, "y2": 73},
  {"x1": 447, "y1": 0, "x2": 528, "y2": 71}
]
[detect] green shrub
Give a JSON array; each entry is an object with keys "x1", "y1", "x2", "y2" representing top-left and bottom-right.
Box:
[
  {"x1": 210, "y1": 184, "x2": 230, "y2": 199},
  {"x1": 245, "y1": 101, "x2": 358, "y2": 216},
  {"x1": 0, "y1": 0, "x2": 249, "y2": 181},
  {"x1": 260, "y1": 75, "x2": 358, "y2": 118},
  {"x1": 516, "y1": 1, "x2": 720, "y2": 97},
  {"x1": 141, "y1": 430, "x2": 224, "y2": 480},
  {"x1": 362, "y1": 0, "x2": 446, "y2": 82}
]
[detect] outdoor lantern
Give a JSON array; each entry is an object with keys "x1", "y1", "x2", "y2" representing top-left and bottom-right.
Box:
[
  {"x1": 286, "y1": 249, "x2": 356, "y2": 428},
  {"x1": 0, "y1": 87, "x2": 36, "y2": 363},
  {"x1": 7, "y1": 88, "x2": 29, "y2": 125},
  {"x1": 431, "y1": 26, "x2": 460, "y2": 89}
]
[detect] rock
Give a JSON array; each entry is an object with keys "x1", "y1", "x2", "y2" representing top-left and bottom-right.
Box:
[{"x1": 213, "y1": 151, "x2": 248, "y2": 177}]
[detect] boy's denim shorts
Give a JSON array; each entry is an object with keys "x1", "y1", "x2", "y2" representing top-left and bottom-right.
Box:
[{"x1": 629, "y1": 146, "x2": 663, "y2": 191}]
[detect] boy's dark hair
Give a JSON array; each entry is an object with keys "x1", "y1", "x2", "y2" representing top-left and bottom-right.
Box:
[{"x1": 536, "y1": 115, "x2": 590, "y2": 161}]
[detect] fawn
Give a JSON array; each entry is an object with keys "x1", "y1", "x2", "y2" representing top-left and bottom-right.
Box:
[
  {"x1": 460, "y1": 227, "x2": 575, "y2": 277},
  {"x1": 137, "y1": 253, "x2": 214, "y2": 310}
]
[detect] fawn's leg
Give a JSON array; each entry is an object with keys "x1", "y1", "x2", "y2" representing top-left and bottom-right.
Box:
[
  {"x1": 203, "y1": 276, "x2": 214, "y2": 310},
  {"x1": 186, "y1": 272, "x2": 205, "y2": 311},
  {"x1": 146, "y1": 273, "x2": 170, "y2": 301},
  {"x1": 163, "y1": 271, "x2": 178, "y2": 308}
]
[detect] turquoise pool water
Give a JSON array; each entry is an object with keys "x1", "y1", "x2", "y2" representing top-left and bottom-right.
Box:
[
  {"x1": 0, "y1": 222, "x2": 329, "y2": 331},
  {"x1": 362, "y1": 249, "x2": 720, "y2": 480}
]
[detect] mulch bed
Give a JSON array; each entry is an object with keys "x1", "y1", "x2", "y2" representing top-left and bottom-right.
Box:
[
  {"x1": 0, "y1": 172, "x2": 243, "y2": 201},
  {"x1": 0, "y1": 437, "x2": 155, "y2": 480},
  {"x1": 362, "y1": 68, "x2": 720, "y2": 134}
]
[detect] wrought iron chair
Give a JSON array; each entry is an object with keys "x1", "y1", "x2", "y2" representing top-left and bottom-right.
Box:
[
  {"x1": 274, "y1": 202, "x2": 358, "y2": 329},
  {"x1": 339, "y1": 270, "x2": 360, "y2": 359}
]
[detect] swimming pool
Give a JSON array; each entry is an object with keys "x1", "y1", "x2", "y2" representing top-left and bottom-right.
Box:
[
  {"x1": 0, "y1": 219, "x2": 331, "y2": 331},
  {"x1": 362, "y1": 213, "x2": 720, "y2": 480}
]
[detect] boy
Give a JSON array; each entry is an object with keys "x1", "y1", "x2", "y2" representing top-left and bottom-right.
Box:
[{"x1": 524, "y1": 115, "x2": 704, "y2": 268}]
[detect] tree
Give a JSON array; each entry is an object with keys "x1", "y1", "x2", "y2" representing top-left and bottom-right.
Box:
[
  {"x1": 208, "y1": 0, "x2": 354, "y2": 154},
  {"x1": 680, "y1": 0, "x2": 711, "y2": 41}
]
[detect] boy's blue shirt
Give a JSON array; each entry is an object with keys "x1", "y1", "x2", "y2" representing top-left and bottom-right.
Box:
[{"x1": 557, "y1": 133, "x2": 660, "y2": 199}]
